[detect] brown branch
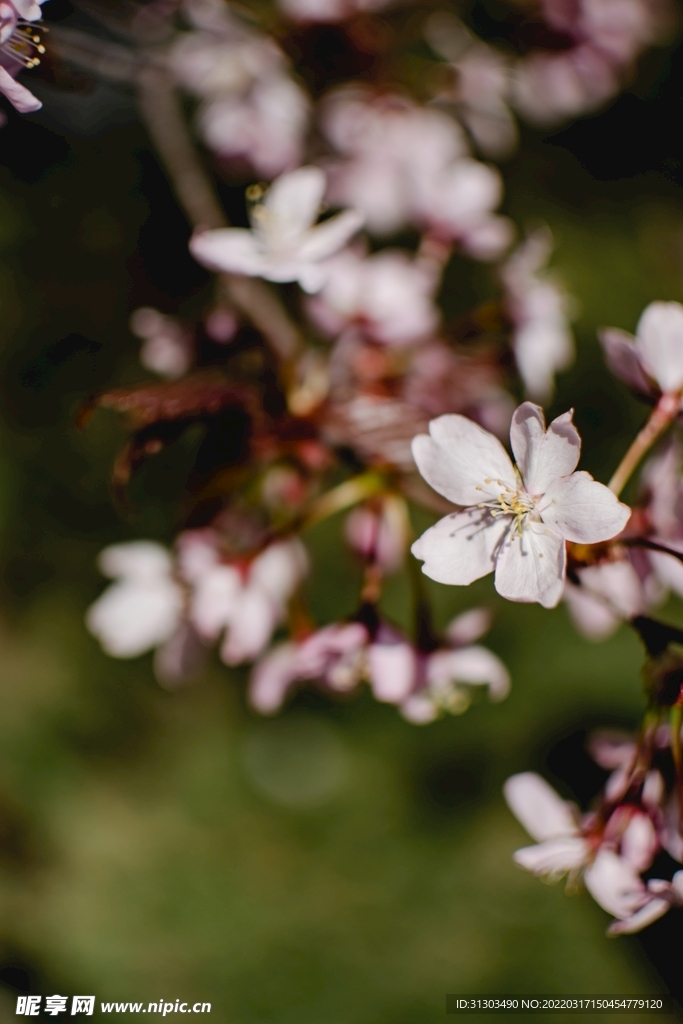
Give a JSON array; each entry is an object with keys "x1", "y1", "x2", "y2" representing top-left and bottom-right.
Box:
[{"x1": 136, "y1": 65, "x2": 302, "y2": 361}]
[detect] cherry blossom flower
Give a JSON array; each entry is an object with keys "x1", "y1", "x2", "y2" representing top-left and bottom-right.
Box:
[
  {"x1": 322, "y1": 88, "x2": 512, "y2": 255},
  {"x1": 411, "y1": 402, "x2": 630, "y2": 608},
  {"x1": 169, "y1": 0, "x2": 310, "y2": 177},
  {"x1": 344, "y1": 496, "x2": 410, "y2": 574},
  {"x1": 563, "y1": 558, "x2": 649, "y2": 641},
  {"x1": 600, "y1": 302, "x2": 683, "y2": 400},
  {"x1": 86, "y1": 541, "x2": 184, "y2": 658},
  {"x1": 501, "y1": 228, "x2": 574, "y2": 402},
  {"x1": 0, "y1": 0, "x2": 47, "y2": 115},
  {"x1": 424, "y1": 12, "x2": 517, "y2": 159},
  {"x1": 249, "y1": 606, "x2": 509, "y2": 720},
  {"x1": 189, "y1": 167, "x2": 364, "y2": 294},
  {"x1": 178, "y1": 532, "x2": 308, "y2": 666},
  {"x1": 130, "y1": 307, "x2": 193, "y2": 379},
  {"x1": 504, "y1": 771, "x2": 674, "y2": 934},
  {"x1": 306, "y1": 247, "x2": 441, "y2": 346}
]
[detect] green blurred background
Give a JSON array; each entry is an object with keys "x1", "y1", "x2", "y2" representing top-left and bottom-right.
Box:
[{"x1": 0, "y1": 16, "x2": 681, "y2": 1022}]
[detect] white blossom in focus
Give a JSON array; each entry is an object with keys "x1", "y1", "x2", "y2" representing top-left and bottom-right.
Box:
[
  {"x1": 411, "y1": 403, "x2": 630, "y2": 608},
  {"x1": 504, "y1": 771, "x2": 673, "y2": 934},
  {"x1": 306, "y1": 247, "x2": 441, "y2": 346},
  {"x1": 600, "y1": 302, "x2": 683, "y2": 399},
  {"x1": 178, "y1": 533, "x2": 308, "y2": 666},
  {"x1": 501, "y1": 228, "x2": 574, "y2": 402},
  {"x1": 189, "y1": 167, "x2": 364, "y2": 293},
  {"x1": 86, "y1": 541, "x2": 184, "y2": 658}
]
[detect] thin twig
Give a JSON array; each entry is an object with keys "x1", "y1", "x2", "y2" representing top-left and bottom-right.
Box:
[
  {"x1": 608, "y1": 392, "x2": 679, "y2": 496},
  {"x1": 136, "y1": 66, "x2": 302, "y2": 361}
]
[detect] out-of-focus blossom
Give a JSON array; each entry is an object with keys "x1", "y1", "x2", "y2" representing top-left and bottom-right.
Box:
[
  {"x1": 512, "y1": 0, "x2": 674, "y2": 127},
  {"x1": 190, "y1": 167, "x2": 364, "y2": 293},
  {"x1": 0, "y1": 0, "x2": 46, "y2": 115},
  {"x1": 600, "y1": 302, "x2": 683, "y2": 400},
  {"x1": 306, "y1": 247, "x2": 441, "y2": 346},
  {"x1": 425, "y1": 12, "x2": 517, "y2": 159},
  {"x1": 501, "y1": 228, "x2": 574, "y2": 402},
  {"x1": 564, "y1": 558, "x2": 648, "y2": 640},
  {"x1": 250, "y1": 606, "x2": 509, "y2": 720},
  {"x1": 504, "y1": 771, "x2": 673, "y2": 934},
  {"x1": 86, "y1": 541, "x2": 184, "y2": 658},
  {"x1": 170, "y1": 0, "x2": 310, "y2": 176},
  {"x1": 178, "y1": 532, "x2": 308, "y2": 666},
  {"x1": 412, "y1": 403, "x2": 630, "y2": 608},
  {"x1": 277, "y1": 0, "x2": 393, "y2": 22},
  {"x1": 199, "y1": 75, "x2": 310, "y2": 179},
  {"x1": 344, "y1": 496, "x2": 409, "y2": 574},
  {"x1": 131, "y1": 307, "x2": 194, "y2": 379},
  {"x1": 322, "y1": 87, "x2": 512, "y2": 256}
]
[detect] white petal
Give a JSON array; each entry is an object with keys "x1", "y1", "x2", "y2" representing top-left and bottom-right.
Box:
[
  {"x1": 445, "y1": 607, "x2": 492, "y2": 646},
  {"x1": 427, "y1": 645, "x2": 510, "y2": 700},
  {"x1": 411, "y1": 414, "x2": 516, "y2": 506},
  {"x1": 540, "y1": 472, "x2": 631, "y2": 543},
  {"x1": 250, "y1": 539, "x2": 307, "y2": 603},
  {"x1": 599, "y1": 327, "x2": 652, "y2": 395},
  {"x1": 264, "y1": 166, "x2": 326, "y2": 241},
  {"x1": 400, "y1": 693, "x2": 439, "y2": 725},
  {"x1": 190, "y1": 564, "x2": 241, "y2": 640},
  {"x1": 368, "y1": 641, "x2": 417, "y2": 703},
  {"x1": 220, "y1": 588, "x2": 279, "y2": 665},
  {"x1": 607, "y1": 897, "x2": 670, "y2": 936},
  {"x1": 510, "y1": 403, "x2": 580, "y2": 496},
  {"x1": 504, "y1": 772, "x2": 579, "y2": 841},
  {"x1": 621, "y1": 813, "x2": 658, "y2": 873},
  {"x1": 189, "y1": 228, "x2": 264, "y2": 276},
  {"x1": 584, "y1": 849, "x2": 646, "y2": 919},
  {"x1": 249, "y1": 642, "x2": 301, "y2": 713},
  {"x1": 0, "y1": 66, "x2": 41, "y2": 114},
  {"x1": 298, "y1": 209, "x2": 365, "y2": 262},
  {"x1": 513, "y1": 836, "x2": 588, "y2": 877},
  {"x1": 564, "y1": 581, "x2": 622, "y2": 640},
  {"x1": 494, "y1": 521, "x2": 566, "y2": 608},
  {"x1": 635, "y1": 301, "x2": 683, "y2": 394},
  {"x1": 411, "y1": 508, "x2": 509, "y2": 587},
  {"x1": 86, "y1": 579, "x2": 183, "y2": 658},
  {"x1": 587, "y1": 731, "x2": 637, "y2": 770},
  {"x1": 97, "y1": 541, "x2": 173, "y2": 582}
]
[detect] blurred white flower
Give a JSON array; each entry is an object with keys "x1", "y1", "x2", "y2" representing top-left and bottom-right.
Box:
[
  {"x1": 425, "y1": 12, "x2": 517, "y2": 159},
  {"x1": 563, "y1": 559, "x2": 648, "y2": 641},
  {"x1": 412, "y1": 403, "x2": 630, "y2": 608},
  {"x1": 306, "y1": 247, "x2": 440, "y2": 345},
  {"x1": 600, "y1": 301, "x2": 683, "y2": 398},
  {"x1": 178, "y1": 533, "x2": 308, "y2": 666},
  {"x1": 322, "y1": 87, "x2": 511, "y2": 254},
  {"x1": 130, "y1": 307, "x2": 193, "y2": 379},
  {"x1": 190, "y1": 166, "x2": 364, "y2": 293},
  {"x1": 86, "y1": 541, "x2": 184, "y2": 658},
  {"x1": 170, "y1": 0, "x2": 310, "y2": 177},
  {"x1": 502, "y1": 228, "x2": 574, "y2": 402}
]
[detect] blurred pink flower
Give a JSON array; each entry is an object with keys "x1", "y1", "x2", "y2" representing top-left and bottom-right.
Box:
[
  {"x1": 344, "y1": 496, "x2": 409, "y2": 573},
  {"x1": 411, "y1": 402, "x2": 630, "y2": 608},
  {"x1": 501, "y1": 228, "x2": 574, "y2": 402},
  {"x1": 306, "y1": 247, "x2": 440, "y2": 346},
  {"x1": 178, "y1": 532, "x2": 308, "y2": 666},
  {"x1": 190, "y1": 167, "x2": 364, "y2": 293},
  {"x1": 130, "y1": 307, "x2": 194, "y2": 379}
]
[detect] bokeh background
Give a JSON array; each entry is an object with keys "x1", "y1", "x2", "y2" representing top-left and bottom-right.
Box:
[{"x1": 0, "y1": 5, "x2": 682, "y2": 1020}]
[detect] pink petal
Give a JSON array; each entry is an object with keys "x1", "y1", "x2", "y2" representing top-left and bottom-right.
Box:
[
  {"x1": 513, "y1": 836, "x2": 588, "y2": 876},
  {"x1": 368, "y1": 641, "x2": 417, "y2": 702},
  {"x1": 249, "y1": 642, "x2": 301, "y2": 713},
  {"x1": 635, "y1": 301, "x2": 683, "y2": 394},
  {"x1": 189, "y1": 228, "x2": 264, "y2": 275},
  {"x1": 412, "y1": 508, "x2": 509, "y2": 587},
  {"x1": 0, "y1": 66, "x2": 41, "y2": 113},
  {"x1": 510, "y1": 403, "x2": 581, "y2": 496},
  {"x1": 599, "y1": 327, "x2": 652, "y2": 395},
  {"x1": 504, "y1": 772, "x2": 579, "y2": 842},
  {"x1": 584, "y1": 849, "x2": 647, "y2": 919},
  {"x1": 494, "y1": 521, "x2": 566, "y2": 608}
]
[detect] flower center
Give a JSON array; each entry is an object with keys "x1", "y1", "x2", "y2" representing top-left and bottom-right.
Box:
[{"x1": 480, "y1": 482, "x2": 537, "y2": 534}]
